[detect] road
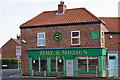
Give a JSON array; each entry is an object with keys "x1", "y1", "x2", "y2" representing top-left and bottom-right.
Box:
[
  {"x1": 1, "y1": 78, "x2": 120, "y2": 80},
  {"x1": 1, "y1": 69, "x2": 19, "y2": 78}
]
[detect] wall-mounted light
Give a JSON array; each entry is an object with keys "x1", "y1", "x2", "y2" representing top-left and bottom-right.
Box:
[
  {"x1": 22, "y1": 40, "x2": 27, "y2": 43},
  {"x1": 59, "y1": 59, "x2": 62, "y2": 63},
  {"x1": 118, "y1": 40, "x2": 120, "y2": 43},
  {"x1": 33, "y1": 60, "x2": 35, "y2": 63},
  {"x1": 109, "y1": 35, "x2": 113, "y2": 39}
]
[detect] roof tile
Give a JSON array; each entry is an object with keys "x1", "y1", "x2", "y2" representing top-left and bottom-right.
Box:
[
  {"x1": 20, "y1": 8, "x2": 101, "y2": 27},
  {"x1": 99, "y1": 17, "x2": 120, "y2": 32}
]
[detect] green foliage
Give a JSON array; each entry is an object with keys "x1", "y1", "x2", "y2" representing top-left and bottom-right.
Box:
[
  {"x1": 8, "y1": 58, "x2": 18, "y2": 64},
  {"x1": 2, "y1": 58, "x2": 18, "y2": 65}
]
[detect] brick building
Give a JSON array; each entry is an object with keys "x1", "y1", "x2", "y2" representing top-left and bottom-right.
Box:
[
  {"x1": 1, "y1": 38, "x2": 21, "y2": 59},
  {"x1": 20, "y1": 1, "x2": 108, "y2": 77},
  {"x1": 99, "y1": 17, "x2": 120, "y2": 77},
  {"x1": 0, "y1": 48, "x2": 1, "y2": 59}
]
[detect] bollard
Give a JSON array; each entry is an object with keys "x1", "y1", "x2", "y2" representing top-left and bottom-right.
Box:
[
  {"x1": 20, "y1": 69, "x2": 23, "y2": 77},
  {"x1": 31, "y1": 69, "x2": 34, "y2": 77},
  {"x1": 44, "y1": 70, "x2": 46, "y2": 78}
]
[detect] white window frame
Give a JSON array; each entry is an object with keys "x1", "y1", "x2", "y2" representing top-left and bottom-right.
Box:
[
  {"x1": 37, "y1": 32, "x2": 45, "y2": 46},
  {"x1": 101, "y1": 31, "x2": 105, "y2": 45},
  {"x1": 71, "y1": 31, "x2": 80, "y2": 45}
]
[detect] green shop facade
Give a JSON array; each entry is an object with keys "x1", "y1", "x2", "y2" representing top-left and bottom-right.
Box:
[{"x1": 27, "y1": 47, "x2": 107, "y2": 77}]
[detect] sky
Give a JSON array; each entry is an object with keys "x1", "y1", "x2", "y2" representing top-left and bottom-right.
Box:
[{"x1": 0, "y1": 0, "x2": 119, "y2": 47}]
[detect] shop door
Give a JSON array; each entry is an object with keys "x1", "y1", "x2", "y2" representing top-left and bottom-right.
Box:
[
  {"x1": 108, "y1": 56, "x2": 117, "y2": 77},
  {"x1": 66, "y1": 59, "x2": 74, "y2": 76}
]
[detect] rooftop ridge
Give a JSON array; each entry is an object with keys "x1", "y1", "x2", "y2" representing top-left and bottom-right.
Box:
[{"x1": 99, "y1": 17, "x2": 120, "y2": 19}]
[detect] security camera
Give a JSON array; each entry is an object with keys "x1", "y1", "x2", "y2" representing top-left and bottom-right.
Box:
[{"x1": 22, "y1": 40, "x2": 27, "y2": 43}]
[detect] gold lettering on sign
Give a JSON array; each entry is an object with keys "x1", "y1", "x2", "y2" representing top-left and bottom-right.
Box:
[
  {"x1": 84, "y1": 50, "x2": 88, "y2": 54},
  {"x1": 76, "y1": 51, "x2": 78, "y2": 55},
  {"x1": 40, "y1": 51, "x2": 43, "y2": 55},
  {"x1": 56, "y1": 51, "x2": 60, "y2": 55}
]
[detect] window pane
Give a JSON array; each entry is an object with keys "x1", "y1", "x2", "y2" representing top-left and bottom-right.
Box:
[
  {"x1": 41, "y1": 59, "x2": 47, "y2": 71},
  {"x1": 58, "y1": 57, "x2": 63, "y2": 72},
  {"x1": 32, "y1": 59, "x2": 39, "y2": 71},
  {"x1": 102, "y1": 38, "x2": 104, "y2": 44},
  {"x1": 78, "y1": 57, "x2": 87, "y2": 70},
  {"x1": 72, "y1": 38, "x2": 79, "y2": 44},
  {"x1": 38, "y1": 39, "x2": 45, "y2": 46},
  {"x1": 51, "y1": 57, "x2": 56, "y2": 72},
  {"x1": 89, "y1": 56, "x2": 98, "y2": 70},
  {"x1": 102, "y1": 32, "x2": 104, "y2": 37},
  {"x1": 109, "y1": 56, "x2": 115, "y2": 59},
  {"x1": 38, "y1": 33, "x2": 44, "y2": 38},
  {"x1": 72, "y1": 32, "x2": 79, "y2": 37}
]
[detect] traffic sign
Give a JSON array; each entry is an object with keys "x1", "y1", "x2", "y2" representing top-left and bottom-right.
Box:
[{"x1": 16, "y1": 46, "x2": 21, "y2": 56}]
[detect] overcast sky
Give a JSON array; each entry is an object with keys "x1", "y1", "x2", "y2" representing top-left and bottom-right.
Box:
[{"x1": 0, "y1": 0, "x2": 119, "y2": 47}]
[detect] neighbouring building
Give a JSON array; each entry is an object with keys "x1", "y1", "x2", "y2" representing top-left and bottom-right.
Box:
[
  {"x1": 0, "y1": 48, "x2": 1, "y2": 59},
  {"x1": 99, "y1": 17, "x2": 120, "y2": 77},
  {"x1": 20, "y1": 1, "x2": 108, "y2": 77},
  {"x1": 1, "y1": 38, "x2": 21, "y2": 59}
]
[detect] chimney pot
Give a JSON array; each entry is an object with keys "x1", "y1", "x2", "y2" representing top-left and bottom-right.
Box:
[{"x1": 57, "y1": 1, "x2": 66, "y2": 14}]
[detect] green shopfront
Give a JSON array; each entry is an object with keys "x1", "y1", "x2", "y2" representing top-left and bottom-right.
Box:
[{"x1": 27, "y1": 47, "x2": 107, "y2": 77}]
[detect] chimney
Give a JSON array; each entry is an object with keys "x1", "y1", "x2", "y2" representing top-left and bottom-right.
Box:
[{"x1": 58, "y1": 1, "x2": 67, "y2": 13}]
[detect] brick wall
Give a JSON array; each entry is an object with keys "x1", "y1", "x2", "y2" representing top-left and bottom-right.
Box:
[
  {"x1": 2, "y1": 39, "x2": 20, "y2": 59},
  {"x1": 21, "y1": 23, "x2": 102, "y2": 75},
  {"x1": 105, "y1": 34, "x2": 120, "y2": 66},
  {"x1": 105, "y1": 34, "x2": 119, "y2": 51}
]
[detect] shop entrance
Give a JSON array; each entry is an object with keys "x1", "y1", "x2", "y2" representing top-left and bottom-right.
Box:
[{"x1": 66, "y1": 59, "x2": 74, "y2": 76}]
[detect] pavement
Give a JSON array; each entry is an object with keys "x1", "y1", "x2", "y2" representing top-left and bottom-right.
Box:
[
  {"x1": 1, "y1": 69, "x2": 120, "y2": 80},
  {"x1": 3, "y1": 74, "x2": 120, "y2": 80}
]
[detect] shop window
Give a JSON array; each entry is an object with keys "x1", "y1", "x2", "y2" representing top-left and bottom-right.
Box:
[
  {"x1": 37, "y1": 32, "x2": 45, "y2": 46},
  {"x1": 51, "y1": 57, "x2": 63, "y2": 72},
  {"x1": 78, "y1": 57, "x2": 87, "y2": 70},
  {"x1": 89, "y1": 56, "x2": 98, "y2": 70},
  {"x1": 71, "y1": 31, "x2": 80, "y2": 45},
  {"x1": 77, "y1": 56, "x2": 98, "y2": 72},
  {"x1": 32, "y1": 59, "x2": 39, "y2": 71},
  {"x1": 58, "y1": 57, "x2": 63, "y2": 72},
  {"x1": 51, "y1": 57, "x2": 57, "y2": 72},
  {"x1": 40, "y1": 58, "x2": 47, "y2": 71}
]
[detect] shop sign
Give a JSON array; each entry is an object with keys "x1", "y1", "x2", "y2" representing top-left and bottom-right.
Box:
[
  {"x1": 54, "y1": 32, "x2": 62, "y2": 42},
  {"x1": 28, "y1": 48, "x2": 107, "y2": 57},
  {"x1": 39, "y1": 50, "x2": 88, "y2": 56},
  {"x1": 92, "y1": 31, "x2": 100, "y2": 39}
]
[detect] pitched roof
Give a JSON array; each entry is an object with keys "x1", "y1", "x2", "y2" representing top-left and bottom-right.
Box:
[
  {"x1": 20, "y1": 8, "x2": 102, "y2": 27},
  {"x1": 2, "y1": 38, "x2": 20, "y2": 48},
  {"x1": 12, "y1": 38, "x2": 21, "y2": 45},
  {"x1": 99, "y1": 17, "x2": 120, "y2": 32}
]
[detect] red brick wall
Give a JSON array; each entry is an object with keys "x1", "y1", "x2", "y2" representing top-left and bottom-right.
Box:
[
  {"x1": 119, "y1": 35, "x2": 120, "y2": 66},
  {"x1": 105, "y1": 34, "x2": 120, "y2": 66},
  {"x1": 21, "y1": 24, "x2": 102, "y2": 75},
  {"x1": 105, "y1": 34, "x2": 119, "y2": 51},
  {"x1": 2, "y1": 39, "x2": 20, "y2": 59}
]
